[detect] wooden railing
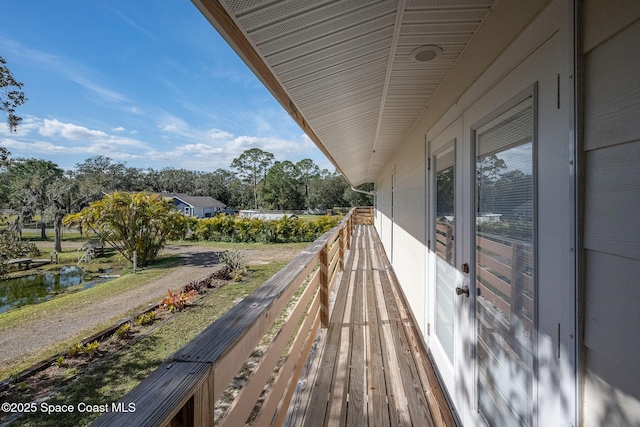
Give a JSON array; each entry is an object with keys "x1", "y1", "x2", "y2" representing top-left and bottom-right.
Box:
[
  {"x1": 93, "y1": 207, "x2": 373, "y2": 427},
  {"x1": 476, "y1": 232, "x2": 534, "y2": 334}
]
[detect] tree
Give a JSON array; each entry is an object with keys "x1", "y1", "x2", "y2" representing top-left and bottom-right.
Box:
[
  {"x1": 73, "y1": 156, "x2": 128, "y2": 202},
  {"x1": 8, "y1": 158, "x2": 64, "y2": 239},
  {"x1": 64, "y1": 192, "x2": 186, "y2": 267},
  {"x1": 1, "y1": 55, "x2": 27, "y2": 132},
  {"x1": 296, "y1": 158, "x2": 320, "y2": 210},
  {"x1": 48, "y1": 174, "x2": 84, "y2": 252},
  {"x1": 345, "y1": 182, "x2": 374, "y2": 207},
  {"x1": 308, "y1": 169, "x2": 349, "y2": 210},
  {"x1": 230, "y1": 148, "x2": 274, "y2": 209},
  {"x1": 263, "y1": 160, "x2": 303, "y2": 209},
  {"x1": 153, "y1": 168, "x2": 199, "y2": 194},
  {"x1": 201, "y1": 168, "x2": 242, "y2": 207},
  {"x1": 1, "y1": 55, "x2": 27, "y2": 197}
]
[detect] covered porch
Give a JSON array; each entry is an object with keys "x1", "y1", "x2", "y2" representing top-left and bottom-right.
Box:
[
  {"x1": 94, "y1": 208, "x2": 454, "y2": 426},
  {"x1": 283, "y1": 223, "x2": 453, "y2": 426}
]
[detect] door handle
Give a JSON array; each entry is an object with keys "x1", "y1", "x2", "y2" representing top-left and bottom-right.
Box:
[
  {"x1": 461, "y1": 263, "x2": 469, "y2": 273},
  {"x1": 456, "y1": 286, "x2": 470, "y2": 298}
]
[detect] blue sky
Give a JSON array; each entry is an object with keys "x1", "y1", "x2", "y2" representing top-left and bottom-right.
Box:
[{"x1": 0, "y1": 1, "x2": 331, "y2": 172}]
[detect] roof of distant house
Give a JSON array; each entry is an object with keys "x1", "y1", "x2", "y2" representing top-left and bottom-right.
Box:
[{"x1": 161, "y1": 193, "x2": 226, "y2": 208}]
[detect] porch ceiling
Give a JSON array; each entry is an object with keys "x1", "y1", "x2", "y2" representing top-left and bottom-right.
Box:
[{"x1": 195, "y1": 0, "x2": 495, "y2": 185}]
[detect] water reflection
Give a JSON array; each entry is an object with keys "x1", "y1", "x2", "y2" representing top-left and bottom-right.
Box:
[{"x1": 0, "y1": 266, "x2": 95, "y2": 313}]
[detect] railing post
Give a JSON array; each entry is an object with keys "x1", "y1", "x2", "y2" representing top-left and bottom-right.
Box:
[
  {"x1": 350, "y1": 214, "x2": 353, "y2": 248},
  {"x1": 510, "y1": 243, "x2": 525, "y2": 334},
  {"x1": 320, "y1": 242, "x2": 329, "y2": 327},
  {"x1": 339, "y1": 227, "x2": 345, "y2": 271}
]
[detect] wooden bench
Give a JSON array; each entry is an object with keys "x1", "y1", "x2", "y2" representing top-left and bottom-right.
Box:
[{"x1": 7, "y1": 258, "x2": 33, "y2": 270}]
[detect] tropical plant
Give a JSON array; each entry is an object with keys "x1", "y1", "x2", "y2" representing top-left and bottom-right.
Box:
[
  {"x1": 68, "y1": 343, "x2": 83, "y2": 357},
  {"x1": 159, "y1": 289, "x2": 198, "y2": 312},
  {"x1": 115, "y1": 323, "x2": 132, "y2": 339},
  {"x1": 220, "y1": 249, "x2": 247, "y2": 281},
  {"x1": 136, "y1": 311, "x2": 156, "y2": 326},
  {"x1": 63, "y1": 192, "x2": 186, "y2": 267},
  {"x1": 82, "y1": 341, "x2": 100, "y2": 358}
]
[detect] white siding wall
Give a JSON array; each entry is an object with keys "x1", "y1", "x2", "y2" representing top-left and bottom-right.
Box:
[
  {"x1": 376, "y1": 137, "x2": 428, "y2": 335},
  {"x1": 375, "y1": 172, "x2": 393, "y2": 263},
  {"x1": 582, "y1": 2, "x2": 640, "y2": 425}
]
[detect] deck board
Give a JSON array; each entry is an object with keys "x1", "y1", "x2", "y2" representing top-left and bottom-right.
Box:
[{"x1": 286, "y1": 225, "x2": 449, "y2": 427}]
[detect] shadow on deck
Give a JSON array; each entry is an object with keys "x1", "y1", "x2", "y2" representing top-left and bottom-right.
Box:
[{"x1": 285, "y1": 225, "x2": 455, "y2": 427}]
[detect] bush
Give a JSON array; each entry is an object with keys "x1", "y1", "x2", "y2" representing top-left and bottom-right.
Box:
[
  {"x1": 0, "y1": 228, "x2": 40, "y2": 277},
  {"x1": 136, "y1": 311, "x2": 156, "y2": 326},
  {"x1": 192, "y1": 214, "x2": 340, "y2": 243},
  {"x1": 115, "y1": 323, "x2": 131, "y2": 339}
]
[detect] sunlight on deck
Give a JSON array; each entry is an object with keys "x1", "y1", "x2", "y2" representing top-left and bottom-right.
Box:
[{"x1": 285, "y1": 225, "x2": 454, "y2": 427}]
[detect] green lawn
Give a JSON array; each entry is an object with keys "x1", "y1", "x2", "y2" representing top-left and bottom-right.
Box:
[
  {"x1": 7, "y1": 262, "x2": 287, "y2": 427},
  {"x1": 0, "y1": 255, "x2": 182, "y2": 379}
]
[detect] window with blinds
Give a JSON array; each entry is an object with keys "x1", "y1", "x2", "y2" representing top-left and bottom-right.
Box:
[{"x1": 475, "y1": 95, "x2": 535, "y2": 427}]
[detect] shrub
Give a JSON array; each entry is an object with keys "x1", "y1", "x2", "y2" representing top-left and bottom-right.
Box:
[
  {"x1": 0, "y1": 228, "x2": 40, "y2": 277},
  {"x1": 68, "y1": 342, "x2": 83, "y2": 357},
  {"x1": 136, "y1": 311, "x2": 156, "y2": 326},
  {"x1": 192, "y1": 214, "x2": 341, "y2": 243},
  {"x1": 54, "y1": 356, "x2": 66, "y2": 367},
  {"x1": 221, "y1": 249, "x2": 247, "y2": 281},
  {"x1": 159, "y1": 289, "x2": 198, "y2": 313},
  {"x1": 115, "y1": 323, "x2": 131, "y2": 339},
  {"x1": 82, "y1": 341, "x2": 100, "y2": 358}
]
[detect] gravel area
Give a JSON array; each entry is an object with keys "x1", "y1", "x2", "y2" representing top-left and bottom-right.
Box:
[{"x1": 0, "y1": 243, "x2": 304, "y2": 371}]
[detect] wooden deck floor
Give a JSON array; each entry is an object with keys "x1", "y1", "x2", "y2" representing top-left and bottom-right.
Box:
[{"x1": 284, "y1": 225, "x2": 455, "y2": 427}]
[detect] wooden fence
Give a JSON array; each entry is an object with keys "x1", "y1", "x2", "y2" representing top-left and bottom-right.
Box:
[{"x1": 93, "y1": 207, "x2": 373, "y2": 427}]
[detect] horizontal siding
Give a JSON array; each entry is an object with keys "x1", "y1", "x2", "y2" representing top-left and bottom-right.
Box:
[
  {"x1": 583, "y1": 0, "x2": 640, "y2": 53},
  {"x1": 583, "y1": 140, "x2": 640, "y2": 259},
  {"x1": 583, "y1": 350, "x2": 640, "y2": 427},
  {"x1": 391, "y1": 144, "x2": 426, "y2": 335},
  {"x1": 584, "y1": 20, "x2": 640, "y2": 151},
  {"x1": 583, "y1": 251, "x2": 640, "y2": 374},
  {"x1": 582, "y1": 4, "x2": 640, "y2": 426}
]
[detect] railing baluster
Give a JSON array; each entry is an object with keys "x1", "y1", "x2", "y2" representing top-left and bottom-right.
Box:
[
  {"x1": 320, "y1": 242, "x2": 329, "y2": 327},
  {"x1": 339, "y1": 227, "x2": 345, "y2": 271},
  {"x1": 93, "y1": 208, "x2": 360, "y2": 427}
]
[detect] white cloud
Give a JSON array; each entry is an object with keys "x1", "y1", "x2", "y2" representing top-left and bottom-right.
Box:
[
  {"x1": 0, "y1": 138, "x2": 75, "y2": 155},
  {"x1": 38, "y1": 119, "x2": 146, "y2": 149},
  {"x1": 113, "y1": 126, "x2": 126, "y2": 132},
  {"x1": 207, "y1": 129, "x2": 233, "y2": 140}
]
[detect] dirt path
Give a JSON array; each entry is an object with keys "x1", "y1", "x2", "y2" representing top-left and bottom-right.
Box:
[{"x1": 0, "y1": 243, "x2": 303, "y2": 370}]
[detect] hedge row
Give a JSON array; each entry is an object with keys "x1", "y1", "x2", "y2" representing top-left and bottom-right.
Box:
[{"x1": 192, "y1": 215, "x2": 341, "y2": 243}]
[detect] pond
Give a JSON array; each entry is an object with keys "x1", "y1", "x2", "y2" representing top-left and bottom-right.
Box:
[{"x1": 0, "y1": 266, "x2": 110, "y2": 314}]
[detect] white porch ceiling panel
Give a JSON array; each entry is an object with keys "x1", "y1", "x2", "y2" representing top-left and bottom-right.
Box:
[{"x1": 213, "y1": 0, "x2": 494, "y2": 185}]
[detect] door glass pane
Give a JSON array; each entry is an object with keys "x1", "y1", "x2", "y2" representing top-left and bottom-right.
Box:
[
  {"x1": 475, "y1": 97, "x2": 534, "y2": 426},
  {"x1": 435, "y1": 146, "x2": 455, "y2": 362}
]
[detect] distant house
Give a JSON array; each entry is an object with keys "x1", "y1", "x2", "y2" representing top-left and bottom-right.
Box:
[{"x1": 163, "y1": 193, "x2": 226, "y2": 218}]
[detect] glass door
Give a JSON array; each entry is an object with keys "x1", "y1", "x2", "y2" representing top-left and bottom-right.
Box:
[
  {"x1": 429, "y1": 132, "x2": 470, "y2": 411},
  {"x1": 434, "y1": 143, "x2": 456, "y2": 364},
  {"x1": 473, "y1": 94, "x2": 535, "y2": 426}
]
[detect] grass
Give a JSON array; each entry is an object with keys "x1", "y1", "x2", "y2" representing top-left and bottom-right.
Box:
[
  {"x1": 0, "y1": 255, "x2": 181, "y2": 380},
  {"x1": 7, "y1": 262, "x2": 287, "y2": 427}
]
